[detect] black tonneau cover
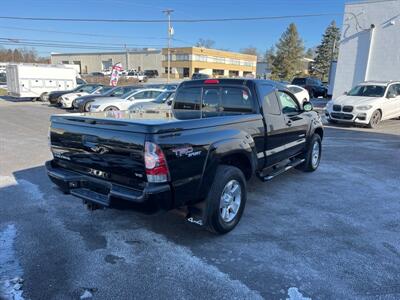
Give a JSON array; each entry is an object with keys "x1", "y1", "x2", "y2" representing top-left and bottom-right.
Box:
[{"x1": 51, "y1": 110, "x2": 262, "y2": 134}]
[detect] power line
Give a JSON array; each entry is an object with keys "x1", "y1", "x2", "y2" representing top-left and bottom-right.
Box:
[
  {"x1": 0, "y1": 41, "x2": 156, "y2": 51},
  {"x1": 0, "y1": 13, "x2": 343, "y2": 23},
  {"x1": 0, "y1": 25, "x2": 169, "y2": 40},
  {"x1": 0, "y1": 37, "x2": 164, "y2": 47}
]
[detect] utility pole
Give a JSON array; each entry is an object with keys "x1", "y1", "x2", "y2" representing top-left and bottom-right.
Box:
[
  {"x1": 163, "y1": 9, "x2": 174, "y2": 83},
  {"x1": 124, "y1": 44, "x2": 129, "y2": 72}
]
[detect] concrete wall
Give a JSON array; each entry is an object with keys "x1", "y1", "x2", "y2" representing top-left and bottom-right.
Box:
[
  {"x1": 51, "y1": 50, "x2": 162, "y2": 74},
  {"x1": 333, "y1": 0, "x2": 400, "y2": 98}
]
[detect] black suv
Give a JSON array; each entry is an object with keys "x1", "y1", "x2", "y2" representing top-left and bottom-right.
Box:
[
  {"x1": 292, "y1": 77, "x2": 327, "y2": 98},
  {"x1": 144, "y1": 70, "x2": 159, "y2": 78}
]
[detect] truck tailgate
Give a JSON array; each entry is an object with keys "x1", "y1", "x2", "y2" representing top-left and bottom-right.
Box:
[{"x1": 50, "y1": 116, "x2": 147, "y2": 190}]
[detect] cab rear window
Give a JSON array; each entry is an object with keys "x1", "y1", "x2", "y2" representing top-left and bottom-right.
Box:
[{"x1": 174, "y1": 86, "x2": 254, "y2": 118}]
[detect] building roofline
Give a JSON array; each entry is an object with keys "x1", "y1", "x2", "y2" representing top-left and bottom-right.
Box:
[
  {"x1": 51, "y1": 49, "x2": 161, "y2": 56},
  {"x1": 163, "y1": 46, "x2": 258, "y2": 59}
]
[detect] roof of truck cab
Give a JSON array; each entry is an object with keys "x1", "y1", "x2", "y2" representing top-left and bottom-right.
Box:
[{"x1": 180, "y1": 78, "x2": 287, "y2": 90}]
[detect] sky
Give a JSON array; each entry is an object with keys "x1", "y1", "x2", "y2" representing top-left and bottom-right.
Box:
[{"x1": 0, "y1": 0, "x2": 348, "y2": 57}]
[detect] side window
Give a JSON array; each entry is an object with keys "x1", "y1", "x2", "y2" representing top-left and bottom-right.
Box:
[
  {"x1": 174, "y1": 87, "x2": 201, "y2": 110},
  {"x1": 150, "y1": 91, "x2": 162, "y2": 98},
  {"x1": 258, "y1": 84, "x2": 281, "y2": 115},
  {"x1": 277, "y1": 91, "x2": 300, "y2": 114},
  {"x1": 387, "y1": 84, "x2": 400, "y2": 97},
  {"x1": 202, "y1": 88, "x2": 221, "y2": 117},
  {"x1": 113, "y1": 88, "x2": 125, "y2": 96},
  {"x1": 221, "y1": 87, "x2": 253, "y2": 115},
  {"x1": 132, "y1": 91, "x2": 145, "y2": 99}
]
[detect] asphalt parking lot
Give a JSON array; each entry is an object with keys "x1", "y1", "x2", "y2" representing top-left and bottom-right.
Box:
[{"x1": 0, "y1": 99, "x2": 399, "y2": 300}]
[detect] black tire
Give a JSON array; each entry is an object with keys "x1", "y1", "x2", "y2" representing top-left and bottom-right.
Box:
[
  {"x1": 40, "y1": 92, "x2": 48, "y2": 102},
  {"x1": 31, "y1": 97, "x2": 37, "y2": 102},
  {"x1": 205, "y1": 165, "x2": 247, "y2": 234},
  {"x1": 104, "y1": 106, "x2": 119, "y2": 111},
  {"x1": 296, "y1": 134, "x2": 322, "y2": 172},
  {"x1": 83, "y1": 101, "x2": 93, "y2": 112},
  {"x1": 367, "y1": 110, "x2": 381, "y2": 128}
]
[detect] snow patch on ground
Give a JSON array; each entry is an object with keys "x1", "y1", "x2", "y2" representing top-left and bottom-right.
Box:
[
  {"x1": 102, "y1": 229, "x2": 264, "y2": 299},
  {"x1": 287, "y1": 287, "x2": 311, "y2": 300},
  {"x1": 0, "y1": 224, "x2": 25, "y2": 300},
  {"x1": 17, "y1": 179, "x2": 43, "y2": 201},
  {"x1": 0, "y1": 175, "x2": 43, "y2": 201},
  {"x1": 0, "y1": 176, "x2": 17, "y2": 188}
]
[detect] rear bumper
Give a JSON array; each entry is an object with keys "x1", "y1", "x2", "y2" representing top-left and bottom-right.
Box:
[{"x1": 45, "y1": 160, "x2": 173, "y2": 210}]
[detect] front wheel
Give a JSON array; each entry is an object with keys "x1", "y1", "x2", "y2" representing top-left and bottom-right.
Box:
[
  {"x1": 368, "y1": 110, "x2": 381, "y2": 128},
  {"x1": 83, "y1": 101, "x2": 93, "y2": 112},
  {"x1": 296, "y1": 134, "x2": 322, "y2": 172},
  {"x1": 205, "y1": 165, "x2": 247, "y2": 234}
]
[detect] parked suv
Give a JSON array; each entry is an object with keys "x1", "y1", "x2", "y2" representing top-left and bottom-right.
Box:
[
  {"x1": 325, "y1": 81, "x2": 400, "y2": 128},
  {"x1": 292, "y1": 77, "x2": 327, "y2": 98},
  {"x1": 144, "y1": 70, "x2": 159, "y2": 78}
]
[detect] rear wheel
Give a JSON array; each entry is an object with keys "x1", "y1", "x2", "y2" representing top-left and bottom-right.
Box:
[
  {"x1": 205, "y1": 165, "x2": 247, "y2": 234},
  {"x1": 40, "y1": 92, "x2": 48, "y2": 102},
  {"x1": 104, "y1": 106, "x2": 119, "y2": 111},
  {"x1": 367, "y1": 110, "x2": 381, "y2": 128},
  {"x1": 296, "y1": 134, "x2": 322, "y2": 172}
]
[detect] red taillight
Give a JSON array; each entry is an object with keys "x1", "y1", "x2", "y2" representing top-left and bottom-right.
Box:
[
  {"x1": 204, "y1": 79, "x2": 219, "y2": 84},
  {"x1": 144, "y1": 141, "x2": 169, "y2": 183}
]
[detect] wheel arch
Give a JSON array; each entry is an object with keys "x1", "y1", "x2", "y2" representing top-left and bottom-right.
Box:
[{"x1": 197, "y1": 137, "x2": 257, "y2": 201}]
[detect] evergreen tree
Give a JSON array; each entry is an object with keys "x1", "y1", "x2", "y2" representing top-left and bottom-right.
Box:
[
  {"x1": 270, "y1": 23, "x2": 305, "y2": 81},
  {"x1": 312, "y1": 21, "x2": 341, "y2": 81}
]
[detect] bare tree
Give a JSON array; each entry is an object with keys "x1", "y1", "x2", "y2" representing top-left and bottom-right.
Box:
[
  {"x1": 195, "y1": 38, "x2": 216, "y2": 48},
  {"x1": 240, "y1": 46, "x2": 259, "y2": 57}
]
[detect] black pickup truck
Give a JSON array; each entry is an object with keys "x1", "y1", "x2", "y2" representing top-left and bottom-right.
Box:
[{"x1": 46, "y1": 79, "x2": 323, "y2": 234}]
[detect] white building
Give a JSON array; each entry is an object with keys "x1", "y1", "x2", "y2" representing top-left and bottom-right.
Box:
[{"x1": 333, "y1": 0, "x2": 400, "y2": 99}]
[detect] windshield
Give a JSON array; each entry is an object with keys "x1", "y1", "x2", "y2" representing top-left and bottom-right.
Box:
[
  {"x1": 154, "y1": 91, "x2": 172, "y2": 103},
  {"x1": 348, "y1": 85, "x2": 386, "y2": 97},
  {"x1": 121, "y1": 89, "x2": 139, "y2": 99}
]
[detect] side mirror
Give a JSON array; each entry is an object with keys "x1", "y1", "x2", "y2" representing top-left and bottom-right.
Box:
[
  {"x1": 303, "y1": 101, "x2": 313, "y2": 112},
  {"x1": 129, "y1": 96, "x2": 135, "y2": 100},
  {"x1": 166, "y1": 99, "x2": 173, "y2": 106}
]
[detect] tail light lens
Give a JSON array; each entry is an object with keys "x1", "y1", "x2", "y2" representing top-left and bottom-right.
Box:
[{"x1": 144, "y1": 141, "x2": 169, "y2": 183}]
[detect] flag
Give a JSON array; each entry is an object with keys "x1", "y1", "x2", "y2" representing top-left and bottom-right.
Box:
[{"x1": 110, "y1": 63, "x2": 123, "y2": 86}]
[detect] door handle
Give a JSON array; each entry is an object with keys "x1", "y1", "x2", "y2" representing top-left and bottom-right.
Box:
[{"x1": 286, "y1": 120, "x2": 293, "y2": 126}]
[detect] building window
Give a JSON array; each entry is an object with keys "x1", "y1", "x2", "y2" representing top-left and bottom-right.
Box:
[
  {"x1": 102, "y1": 59, "x2": 112, "y2": 70},
  {"x1": 165, "y1": 67, "x2": 172, "y2": 74},
  {"x1": 175, "y1": 54, "x2": 189, "y2": 61},
  {"x1": 212, "y1": 69, "x2": 224, "y2": 76},
  {"x1": 61, "y1": 60, "x2": 69, "y2": 64},
  {"x1": 229, "y1": 70, "x2": 239, "y2": 77}
]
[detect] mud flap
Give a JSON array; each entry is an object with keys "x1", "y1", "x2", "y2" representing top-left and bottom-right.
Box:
[{"x1": 186, "y1": 201, "x2": 208, "y2": 227}]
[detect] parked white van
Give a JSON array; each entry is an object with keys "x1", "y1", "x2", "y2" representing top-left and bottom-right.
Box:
[{"x1": 6, "y1": 64, "x2": 79, "y2": 101}]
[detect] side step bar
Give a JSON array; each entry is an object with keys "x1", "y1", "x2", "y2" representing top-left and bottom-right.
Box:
[{"x1": 257, "y1": 158, "x2": 305, "y2": 182}]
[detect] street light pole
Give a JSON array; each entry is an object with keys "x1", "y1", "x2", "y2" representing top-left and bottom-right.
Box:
[{"x1": 163, "y1": 9, "x2": 174, "y2": 83}]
